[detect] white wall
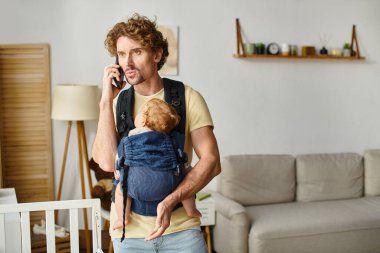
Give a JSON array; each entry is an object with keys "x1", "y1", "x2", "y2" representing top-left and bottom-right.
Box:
[{"x1": 1, "y1": 0, "x2": 380, "y2": 221}]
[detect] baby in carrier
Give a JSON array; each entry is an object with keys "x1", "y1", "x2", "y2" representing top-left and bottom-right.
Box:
[{"x1": 113, "y1": 98, "x2": 201, "y2": 229}]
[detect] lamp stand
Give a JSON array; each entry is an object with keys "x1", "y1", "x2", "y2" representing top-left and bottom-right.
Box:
[{"x1": 56, "y1": 120, "x2": 93, "y2": 253}]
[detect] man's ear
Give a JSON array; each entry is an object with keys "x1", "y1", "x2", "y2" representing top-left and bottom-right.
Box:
[{"x1": 154, "y1": 48, "x2": 163, "y2": 63}]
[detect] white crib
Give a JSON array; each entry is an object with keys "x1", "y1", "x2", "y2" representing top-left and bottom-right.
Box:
[{"x1": 0, "y1": 198, "x2": 102, "y2": 253}]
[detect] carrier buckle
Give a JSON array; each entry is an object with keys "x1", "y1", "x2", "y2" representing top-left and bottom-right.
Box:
[{"x1": 174, "y1": 165, "x2": 180, "y2": 176}]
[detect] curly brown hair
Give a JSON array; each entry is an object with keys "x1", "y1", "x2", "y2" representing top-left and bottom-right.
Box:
[
  {"x1": 104, "y1": 13, "x2": 169, "y2": 70},
  {"x1": 142, "y1": 98, "x2": 180, "y2": 134}
]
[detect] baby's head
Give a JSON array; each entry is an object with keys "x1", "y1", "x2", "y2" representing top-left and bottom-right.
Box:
[{"x1": 135, "y1": 98, "x2": 180, "y2": 134}]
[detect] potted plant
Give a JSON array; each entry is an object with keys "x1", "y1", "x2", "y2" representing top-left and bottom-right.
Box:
[
  {"x1": 255, "y1": 43, "x2": 265, "y2": 55},
  {"x1": 342, "y1": 42, "x2": 351, "y2": 57}
]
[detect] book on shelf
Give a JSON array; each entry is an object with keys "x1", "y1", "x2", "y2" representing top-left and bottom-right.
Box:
[{"x1": 196, "y1": 192, "x2": 211, "y2": 201}]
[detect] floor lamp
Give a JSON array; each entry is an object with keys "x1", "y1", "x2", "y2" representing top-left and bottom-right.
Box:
[{"x1": 51, "y1": 84, "x2": 99, "y2": 253}]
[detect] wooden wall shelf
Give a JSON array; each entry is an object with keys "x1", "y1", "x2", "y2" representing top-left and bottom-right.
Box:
[
  {"x1": 235, "y1": 19, "x2": 365, "y2": 61},
  {"x1": 233, "y1": 54, "x2": 365, "y2": 60}
]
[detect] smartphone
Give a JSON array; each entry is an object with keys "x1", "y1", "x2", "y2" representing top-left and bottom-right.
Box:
[{"x1": 113, "y1": 56, "x2": 124, "y2": 89}]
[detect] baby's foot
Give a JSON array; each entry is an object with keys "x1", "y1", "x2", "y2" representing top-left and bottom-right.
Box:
[{"x1": 186, "y1": 209, "x2": 202, "y2": 218}]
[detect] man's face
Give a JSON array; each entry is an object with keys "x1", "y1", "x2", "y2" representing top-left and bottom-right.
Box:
[{"x1": 116, "y1": 36, "x2": 161, "y2": 86}]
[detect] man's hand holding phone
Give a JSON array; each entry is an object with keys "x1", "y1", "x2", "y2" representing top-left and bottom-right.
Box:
[{"x1": 102, "y1": 57, "x2": 126, "y2": 100}]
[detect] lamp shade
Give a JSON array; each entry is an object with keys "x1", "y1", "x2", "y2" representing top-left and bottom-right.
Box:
[{"x1": 51, "y1": 84, "x2": 100, "y2": 121}]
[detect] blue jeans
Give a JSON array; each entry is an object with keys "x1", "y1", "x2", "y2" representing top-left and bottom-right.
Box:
[{"x1": 112, "y1": 228, "x2": 207, "y2": 253}]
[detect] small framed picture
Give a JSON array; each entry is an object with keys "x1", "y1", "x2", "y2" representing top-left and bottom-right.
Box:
[{"x1": 158, "y1": 25, "x2": 179, "y2": 76}]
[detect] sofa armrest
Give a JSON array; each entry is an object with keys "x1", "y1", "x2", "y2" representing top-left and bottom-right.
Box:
[{"x1": 210, "y1": 191, "x2": 250, "y2": 253}]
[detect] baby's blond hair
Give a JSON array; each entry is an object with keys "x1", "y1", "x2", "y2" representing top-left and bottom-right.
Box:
[{"x1": 142, "y1": 98, "x2": 180, "y2": 134}]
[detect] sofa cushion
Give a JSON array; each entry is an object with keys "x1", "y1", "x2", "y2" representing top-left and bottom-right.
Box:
[
  {"x1": 364, "y1": 149, "x2": 380, "y2": 196},
  {"x1": 296, "y1": 153, "x2": 363, "y2": 202},
  {"x1": 219, "y1": 155, "x2": 295, "y2": 206},
  {"x1": 246, "y1": 197, "x2": 380, "y2": 253}
]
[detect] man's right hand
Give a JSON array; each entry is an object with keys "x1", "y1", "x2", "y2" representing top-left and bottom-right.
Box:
[{"x1": 102, "y1": 63, "x2": 126, "y2": 100}]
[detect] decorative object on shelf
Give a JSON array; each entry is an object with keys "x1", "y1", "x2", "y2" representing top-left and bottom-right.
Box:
[
  {"x1": 51, "y1": 84, "x2": 100, "y2": 253},
  {"x1": 255, "y1": 43, "x2": 266, "y2": 54},
  {"x1": 243, "y1": 43, "x2": 255, "y2": 54},
  {"x1": 302, "y1": 46, "x2": 316, "y2": 56},
  {"x1": 267, "y1": 43, "x2": 280, "y2": 55},
  {"x1": 234, "y1": 18, "x2": 365, "y2": 60},
  {"x1": 342, "y1": 42, "x2": 352, "y2": 57},
  {"x1": 235, "y1": 18, "x2": 246, "y2": 56},
  {"x1": 290, "y1": 45, "x2": 298, "y2": 56},
  {"x1": 320, "y1": 47, "x2": 328, "y2": 55},
  {"x1": 319, "y1": 32, "x2": 331, "y2": 56},
  {"x1": 281, "y1": 43, "x2": 290, "y2": 56},
  {"x1": 330, "y1": 48, "x2": 342, "y2": 57},
  {"x1": 197, "y1": 192, "x2": 211, "y2": 201},
  {"x1": 350, "y1": 25, "x2": 360, "y2": 57}
]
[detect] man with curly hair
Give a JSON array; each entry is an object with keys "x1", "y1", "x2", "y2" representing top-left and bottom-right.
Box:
[{"x1": 92, "y1": 13, "x2": 221, "y2": 252}]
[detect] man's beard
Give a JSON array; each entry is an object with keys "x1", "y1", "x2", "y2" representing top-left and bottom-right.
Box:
[{"x1": 125, "y1": 71, "x2": 145, "y2": 86}]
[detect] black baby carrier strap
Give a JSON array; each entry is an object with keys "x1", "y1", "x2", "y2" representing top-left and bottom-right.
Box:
[
  {"x1": 163, "y1": 78, "x2": 186, "y2": 149},
  {"x1": 116, "y1": 86, "x2": 135, "y2": 139},
  {"x1": 114, "y1": 78, "x2": 186, "y2": 241},
  {"x1": 115, "y1": 85, "x2": 135, "y2": 241}
]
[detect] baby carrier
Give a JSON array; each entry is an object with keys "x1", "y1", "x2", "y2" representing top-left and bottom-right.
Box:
[{"x1": 112, "y1": 78, "x2": 187, "y2": 240}]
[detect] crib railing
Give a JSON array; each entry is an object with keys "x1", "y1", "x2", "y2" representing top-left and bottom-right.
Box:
[{"x1": 0, "y1": 198, "x2": 102, "y2": 253}]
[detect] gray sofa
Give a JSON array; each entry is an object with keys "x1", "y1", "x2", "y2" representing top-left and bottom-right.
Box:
[{"x1": 212, "y1": 150, "x2": 380, "y2": 253}]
